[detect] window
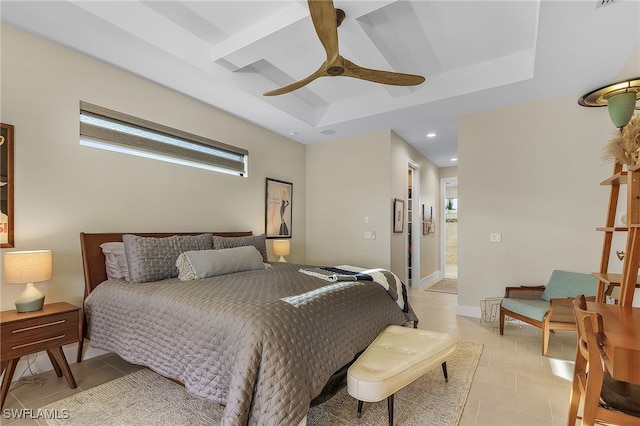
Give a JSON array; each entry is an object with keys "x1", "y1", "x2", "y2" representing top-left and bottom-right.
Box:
[
  {"x1": 445, "y1": 198, "x2": 458, "y2": 212},
  {"x1": 79, "y1": 102, "x2": 248, "y2": 176}
]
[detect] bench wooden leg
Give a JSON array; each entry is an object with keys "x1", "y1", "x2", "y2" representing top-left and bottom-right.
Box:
[
  {"x1": 441, "y1": 361, "x2": 449, "y2": 382},
  {"x1": 357, "y1": 400, "x2": 363, "y2": 418},
  {"x1": 387, "y1": 394, "x2": 394, "y2": 426}
]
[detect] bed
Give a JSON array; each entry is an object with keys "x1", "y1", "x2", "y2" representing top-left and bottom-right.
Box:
[{"x1": 79, "y1": 231, "x2": 417, "y2": 426}]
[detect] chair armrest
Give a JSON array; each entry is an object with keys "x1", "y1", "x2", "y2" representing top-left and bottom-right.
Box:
[
  {"x1": 547, "y1": 296, "x2": 596, "y2": 322},
  {"x1": 548, "y1": 296, "x2": 596, "y2": 306},
  {"x1": 503, "y1": 286, "x2": 545, "y2": 299}
]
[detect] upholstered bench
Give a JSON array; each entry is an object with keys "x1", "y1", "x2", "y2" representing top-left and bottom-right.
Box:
[{"x1": 347, "y1": 325, "x2": 458, "y2": 425}]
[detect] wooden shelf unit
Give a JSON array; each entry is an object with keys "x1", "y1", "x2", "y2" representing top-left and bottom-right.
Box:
[{"x1": 595, "y1": 163, "x2": 640, "y2": 306}]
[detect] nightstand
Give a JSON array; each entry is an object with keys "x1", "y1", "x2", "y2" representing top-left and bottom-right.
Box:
[{"x1": 0, "y1": 302, "x2": 82, "y2": 408}]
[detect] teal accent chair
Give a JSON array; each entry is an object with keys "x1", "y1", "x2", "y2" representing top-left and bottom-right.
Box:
[{"x1": 499, "y1": 270, "x2": 598, "y2": 356}]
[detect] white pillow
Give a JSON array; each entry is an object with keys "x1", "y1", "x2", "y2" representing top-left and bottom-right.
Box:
[
  {"x1": 176, "y1": 246, "x2": 266, "y2": 281},
  {"x1": 100, "y1": 242, "x2": 130, "y2": 281}
]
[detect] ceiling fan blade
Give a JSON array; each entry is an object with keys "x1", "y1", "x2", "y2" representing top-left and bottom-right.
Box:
[
  {"x1": 343, "y1": 58, "x2": 425, "y2": 87},
  {"x1": 263, "y1": 64, "x2": 328, "y2": 96},
  {"x1": 308, "y1": 0, "x2": 340, "y2": 65}
]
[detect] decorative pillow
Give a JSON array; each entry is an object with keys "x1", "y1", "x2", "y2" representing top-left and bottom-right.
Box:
[
  {"x1": 100, "y1": 242, "x2": 130, "y2": 281},
  {"x1": 176, "y1": 246, "x2": 266, "y2": 281},
  {"x1": 213, "y1": 234, "x2": 268, "y2": 262},
  {"x1": 123, "y1": 233, "x2": 214, "y2": 283}
]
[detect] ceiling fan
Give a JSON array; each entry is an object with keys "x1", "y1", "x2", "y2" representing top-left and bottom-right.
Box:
[{"x1": 263, "y1": 0, "x2": 426, "y2": 96}]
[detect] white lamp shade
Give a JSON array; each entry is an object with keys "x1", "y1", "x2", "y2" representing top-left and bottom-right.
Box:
[
  {"x1": 4, "y1": 250, "x2": 53, "y2": 284},
  {"x1": 272, "y1": 240, "x2": 290, "y2": 257}
]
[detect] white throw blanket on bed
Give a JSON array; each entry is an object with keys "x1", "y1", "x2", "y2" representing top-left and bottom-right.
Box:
[{"x1": 299, "y1": 265, "x2": 408, "y2": 312}]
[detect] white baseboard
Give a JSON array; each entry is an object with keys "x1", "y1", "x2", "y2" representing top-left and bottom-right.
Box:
[
  {"x1": 456, "y1": 304, "x2": 481, "y2": 318},
  {"x1": 415, "y1": 270, "x2": 442, "y2": 288},
  {"x1": 455, "y1": 305, "x2": 534, "y2": 329}
]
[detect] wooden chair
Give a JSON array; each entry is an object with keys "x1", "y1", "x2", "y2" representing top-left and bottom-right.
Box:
[
  {"x1": 567, "y1": 295, "x2": 640, "y2": 426},
  {"x1": 499, "y1": 270, "x2": 598, "y2": 355}
]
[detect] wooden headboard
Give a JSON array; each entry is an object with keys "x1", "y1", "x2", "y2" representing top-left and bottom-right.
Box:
[{"x1": 79, "y1": 231, "x2": 253, "y2": 299}]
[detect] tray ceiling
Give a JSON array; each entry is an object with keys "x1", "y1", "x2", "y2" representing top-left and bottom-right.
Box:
[{"x1": 2, "y1": 1, "x2": 639, "y2": 167}]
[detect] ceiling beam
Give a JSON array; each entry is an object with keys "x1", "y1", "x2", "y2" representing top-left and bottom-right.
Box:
[
  {"x1": 69, "y1": 0, "x2": 212, "y2": 70},
  {"x1": 209, "y1": 2, "x2": 309, "y2": 62}
]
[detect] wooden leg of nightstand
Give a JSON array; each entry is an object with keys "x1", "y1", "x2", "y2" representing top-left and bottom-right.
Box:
[
  {"x1": 46, "y1": 347, "x2": 77, "y2": 389},
  {"x1": 46, "y1": 350, "x2": 64, "y2": 378},
  {"x1": 77, "y1": 338, "x2": 84, "y2": 363},
  {"x1": 1, "y1": 358, "x2": 19, "y2": 409}
]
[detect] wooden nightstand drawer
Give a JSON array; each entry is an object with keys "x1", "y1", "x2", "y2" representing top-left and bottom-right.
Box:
[
  {"x1": 0, "y1": 303, "x2": 81, "y2": 362},
  {"x1": 1, "y1": 311, "x2": 79, "y2": 360},
  {"x1": 1, "y1": 302, "x2": 81, "y2": 409}
]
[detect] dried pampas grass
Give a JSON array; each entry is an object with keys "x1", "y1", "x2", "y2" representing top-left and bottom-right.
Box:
[{"x1": 603, "y1": 113, "x2": 640, "y2": 166}]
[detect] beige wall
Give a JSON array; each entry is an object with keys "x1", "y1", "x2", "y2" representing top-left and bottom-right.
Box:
[
  {"x1": 0, "y1": 24, "x2": 307, "y2": 311},
  {"x1": 457, "y1": 44, "x2": 640, "y2": 315},
  {"x1": 390, "y1": 132, "x2": 440, "y2": 283},
  {"x1": 305, "y1": 130, "x2": 392, "y2": 268},
  {"x1": 457, "y1": 94, "x2": 625, "y2": 314},
  {"x1": 440, "y1": 166, "x2": 458, "y2": 179},
  {"x1": 305, "y1": 130, "x2": 440, "y2": 283}
]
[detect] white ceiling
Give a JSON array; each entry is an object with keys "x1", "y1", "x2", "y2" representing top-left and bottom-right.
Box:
[{"x1": 2, "y1": 0, "x2": 639, "y2": 167}]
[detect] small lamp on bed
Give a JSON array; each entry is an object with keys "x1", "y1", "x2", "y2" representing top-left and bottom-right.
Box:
[
  {"x1": 4, "y1": 250, "x2": 52, "y2": 313},
  {"x1": 272, "y1": 240, "x2": 290, "y2": 263}
]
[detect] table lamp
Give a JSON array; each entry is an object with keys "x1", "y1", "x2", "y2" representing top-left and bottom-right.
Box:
[
  {"x1": 4, "y1": 250, "x2": 52, "y2": 312},
  {"x1": 272, "y1": 240, "x2": 290, "y2": 263}
]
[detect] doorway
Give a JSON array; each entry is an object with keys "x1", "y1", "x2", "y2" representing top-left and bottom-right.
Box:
[{"x1": 441, "y1": 177, "x2": 458, "y2": 278}]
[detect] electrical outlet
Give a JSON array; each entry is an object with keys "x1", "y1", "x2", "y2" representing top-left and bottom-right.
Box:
[{"x1": 490, "y1": 233, "x2": 502, "y2": 243}]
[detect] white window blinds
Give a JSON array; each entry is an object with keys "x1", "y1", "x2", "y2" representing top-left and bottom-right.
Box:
[{"x1": 80, "y1": 102, "x2": 248, "y2": 176}]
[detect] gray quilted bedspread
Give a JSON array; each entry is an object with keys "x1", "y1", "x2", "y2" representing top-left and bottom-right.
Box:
[{"x1": 84, "y1": 262, "x2": 417, "y2": 426}]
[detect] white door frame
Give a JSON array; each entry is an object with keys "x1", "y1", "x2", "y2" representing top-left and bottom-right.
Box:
[
  {"x1": 440, "y1": 177, "x2": 457, "y2": 275},
  {"x1": 408, "y1": 162, "x2": 420, "y2": 285}
]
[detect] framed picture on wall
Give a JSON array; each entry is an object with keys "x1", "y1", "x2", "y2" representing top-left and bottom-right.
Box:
[
  {"x1": 1, "y1": 123, "x2": 14, "y2": 248},
  {"x1": 393, "y1": 198, "x2": 404, "y2": 233},
  {"x1": 423, "y1": 205, "x2": 435, "y2": 235},
  {"x1": 265, "y1": 178, "x2": 293, "y2": 238}
]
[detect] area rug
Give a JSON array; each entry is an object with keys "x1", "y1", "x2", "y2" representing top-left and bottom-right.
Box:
[
  {"x1": 42, "y1": 341, "x2": 482, "y2": 426},
  {"x1": 425, "y1": 278, "x2": 458, "y2": 294}
]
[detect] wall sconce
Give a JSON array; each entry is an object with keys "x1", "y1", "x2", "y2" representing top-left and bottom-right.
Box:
[
  {"x1": 272, "y1": 240, "x2": 290, "y2": 263},
  {"x1": 578, "y1": 77, "x2": 640, "y2": 129},
  {"x1": 4, "y1": 250, "x2": 52, "y2": 312}
]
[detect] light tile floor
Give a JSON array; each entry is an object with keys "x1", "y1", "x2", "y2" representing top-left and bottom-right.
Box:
[
  {"x1": 1, "y1": 286, "x2": 576, "y2": 426},
  {"x1": 412, "y1": 287, "x2": 575, "y2": 426}
]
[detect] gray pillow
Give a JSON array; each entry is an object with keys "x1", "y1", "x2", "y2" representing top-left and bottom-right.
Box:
[
  {"x1": 176, "y1": 246, "x2": 266, "y2": 281},
  {"x1": 213, "y1": 234, "x2": 268, "y2": 262},
  {"x1": 123, "y1": 233, "x2": 214, "y2": 283}
]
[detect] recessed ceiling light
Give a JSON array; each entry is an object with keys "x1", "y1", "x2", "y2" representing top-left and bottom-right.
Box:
[
  {"x1": 450, "y1": 158, "x2": 458, "y2": 162},
  {"x1": 288, "y1": 131, "x2": 298, "y2": 136},
  {"x1": 426, "y1": 133, "x2": 436, "y2": 138},
  {"x1": 320, "y1": 129, "x2": 336, "y2": 135}
]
